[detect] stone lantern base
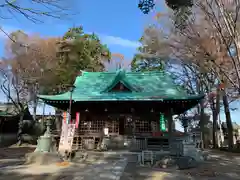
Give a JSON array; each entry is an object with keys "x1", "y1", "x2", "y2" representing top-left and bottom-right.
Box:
[
  {"x1": 25, "y1": 117, "x2": 63, "y2": 165},
  {"x1": 25, "y1": 151, "x2": 63, "y2": 165}
]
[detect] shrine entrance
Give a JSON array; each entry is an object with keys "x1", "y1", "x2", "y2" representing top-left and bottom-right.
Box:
[{"x1": 119, "y1": 116, "x2": 125, "y2": 135}]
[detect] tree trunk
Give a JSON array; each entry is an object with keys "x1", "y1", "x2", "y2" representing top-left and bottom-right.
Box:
[
  {"x1": 33, "y1": 97, "x2": 38, "y2": 121},
  {"x1": 222, "y1": 89, "x2": 234, "y2": 150},
  {"x1": 167, "y1": 112, "x2": 173, "y2": 152},
  {"x1": 212, "y1": 107, "x2": 218, "y2": 148},
  {"x1": 184, "y1": 126, "x2": 188, "y2": 133},
  {"x1": 212, "y1": 88, "x2": 220, "y2": 148},
  {"x1": 199, "y1": 100, "x2": 206, "y2": 148},
  {"x1": 17, "y1": 111, "x2": 24, "y2": 146},
  {"x1": 216, "y1": 88, "x2": 220, "y2": 146}
]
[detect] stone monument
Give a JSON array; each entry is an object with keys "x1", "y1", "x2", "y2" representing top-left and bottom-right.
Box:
[{"x1": 25, "y1": 117, "x2": 63, "y2": 165}]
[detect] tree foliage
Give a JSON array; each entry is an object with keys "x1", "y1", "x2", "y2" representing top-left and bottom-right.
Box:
[
  {"x1": 4, "y1": 27, "x2": 111, "y2": 96},
  {"x1": 131, "y1": 26, "x2": 169, "y2": 72},
  {"x1": 55, "y1": 26, "x2": 111, "y2": 90},
  {"x1": 106, "y1": 53, "x2": 131, "y2": 70},
  {"x1": 168, "y1": 0, "x2": 240, "y2": 149},
  {"x1": 0, "y1": 26, "x2": 111, "y2": 143},
  {"x1": 135, "y1": 0, "x2": 240, "y2": 149},
  {"x1": 4, "y1": 26, "x2": 111, "y2": 97},
  {"x1": 8, "y1": 27, "x2": 110, "y2": 94}
]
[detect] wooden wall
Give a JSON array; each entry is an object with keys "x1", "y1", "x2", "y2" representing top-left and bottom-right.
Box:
[
  {"x1": 55, "y1": 112, "x2": 162, "y2": 150},
  {"x1": 72, "y1": 112, "x2": 160, "y2": 137}
]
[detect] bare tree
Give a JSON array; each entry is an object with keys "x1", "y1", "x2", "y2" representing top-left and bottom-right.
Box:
[
  {"x1": 0, "y1": 0, "x2": 75, "y2": 23},
  {"x1": 4, "y1": 30, "x2": 59, "y2": 121},
  {"x1": 165, "y1": 0, "x2": 240, "y2": 150},
  {"x1": 0, "y1": 60, "x2": 31, "y2": 145},
  {"x1": 0, "y1": 0, "x2": 77, "y2": 57},
  {"x1": 107, "y1": 53, "x2": 131, "y2": 70}
]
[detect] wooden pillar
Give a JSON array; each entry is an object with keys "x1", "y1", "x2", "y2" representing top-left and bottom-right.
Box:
[
  {"x1": 166, "y1": 108, "x2": 174, "y2": 145},
  {"x1": 167, "y1": 113, "x2": 173, "y2": 144}
]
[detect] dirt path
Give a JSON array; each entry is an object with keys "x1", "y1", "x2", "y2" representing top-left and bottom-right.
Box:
[
  {"x1": 120, "y1": 150, "x2": 240, "y2": 180},
  {"x1": 0, "y1": 146, "x2": 35, "y2": 168},
  {"x1": 0, "y1": 147, "x2": 239, "y2": 180}
]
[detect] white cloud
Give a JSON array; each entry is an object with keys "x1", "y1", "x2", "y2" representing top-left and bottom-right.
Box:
[{"x1": 99, "y1": 34, "x2": 140, "y2": 48}]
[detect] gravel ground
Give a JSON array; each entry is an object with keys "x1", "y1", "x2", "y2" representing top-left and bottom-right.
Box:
[
  {"x1": 0, "y1": 146, "x2": 239, "y2": 180},
  {"x1": 0, "y1": 146, "x2": 127, "y2": 180},
  {"x1": 120, "y1": 150, "x2": 240, "y2": 180}
]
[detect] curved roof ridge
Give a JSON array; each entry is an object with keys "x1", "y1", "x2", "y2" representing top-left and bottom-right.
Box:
[
  {"x1": 77, "y1": 71, "x2": 117, "y2": 76},
  {"x1": 73, "y1": 70, "x2": 117, "y2": 85},
  {"x1": 75, "y1": 70, "x2": 166, "y2": 77},
  {"x1": 128, "y1": 70, "x2": 164, "y2": 74}
]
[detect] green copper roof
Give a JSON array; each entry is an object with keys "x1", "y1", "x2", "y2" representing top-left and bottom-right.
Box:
[{"x1": 38, "y1": 69, "x2": 204, "y2": 102}]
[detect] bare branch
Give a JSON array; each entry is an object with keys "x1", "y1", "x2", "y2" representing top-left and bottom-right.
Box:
[{"x1": 1, "y1": 0, "x2": 75, "y2": 23}]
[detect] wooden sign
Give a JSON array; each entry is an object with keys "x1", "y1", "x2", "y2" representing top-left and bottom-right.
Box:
[
  {"x1": 66, "y1": 124, "x2": 75, "y2": 151},
  {"x1": 104, "y1": 128, "x2": 109, "y2": 135},
  {"x1": 58, "y1": 122, "x2": 76, "y2": 153},
  {"x1": 58, "y1": 121, "x2": 68, "y2": 152},
  {"x1": 62, "y1": 111, "x2": 70, "y2": 124}
]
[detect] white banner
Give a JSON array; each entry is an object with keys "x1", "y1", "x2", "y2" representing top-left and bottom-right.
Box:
[{"x1": 59, "y1": 122, "x2": 75, "y2": 152}]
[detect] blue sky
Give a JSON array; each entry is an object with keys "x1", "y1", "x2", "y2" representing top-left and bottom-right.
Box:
[
  {"x1": 0, "y1": 0, "x2": 166, "y2": 111},
  {"x1": 0, "y1": 0, "x2": 166, "y2": 107},
  {"x1": 0, "y1": 0, "x2": 239, "y2": 128},
  {"x1": 0, "y1": 0, "x2": 158, "y2": 58}
]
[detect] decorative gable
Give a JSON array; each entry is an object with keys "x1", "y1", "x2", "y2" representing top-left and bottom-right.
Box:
[
  {"x1": 109, "y1": 82, "x2": 132, "y2": 92},
  {"x1": 103, "y1": 69, "x2": 139, "y2": 93}
]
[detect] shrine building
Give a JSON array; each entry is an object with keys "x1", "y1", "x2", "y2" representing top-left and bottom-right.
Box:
[{"x1": 38, "y1": 69, "x2": 204, "y2": 151}]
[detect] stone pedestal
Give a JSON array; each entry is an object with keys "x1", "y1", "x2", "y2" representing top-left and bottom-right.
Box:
[
  {"x1": 25, "y1": 152, "x2": 63, "y2": 165},
  {"x1": 28, "y1": 117, "x2": 63, "y2": 165},
  {"x1": 35, "y1": 135, "x2": 56, "y2": 152},
  {"x1": 34, "y1": 117, "x2": 56, "y2": 153}
]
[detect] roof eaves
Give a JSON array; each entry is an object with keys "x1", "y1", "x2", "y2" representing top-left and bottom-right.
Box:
[{"x1": 37, "y1": 91, "x2": 70, "y2": 101}]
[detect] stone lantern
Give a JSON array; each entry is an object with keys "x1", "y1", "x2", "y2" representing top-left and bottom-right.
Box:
[{"x1": 35, "y1": 116, "x2": 55, "y2": 152}]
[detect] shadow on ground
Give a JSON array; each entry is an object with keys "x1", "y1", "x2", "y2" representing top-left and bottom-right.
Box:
[
  {"x1": 0, "y1": 146, "x2": 35, "y2": 169},
  {"x1": 120, "y1": 151, "x2": 240, "y2": 180},
  {"x1": 0, "y1": 157, "x2": 122, "y2": 180},
  {"x1": 0, "y1": 147, "x2": 239, "y2": 180},
  {"x1": 0, "y1": 171, "x2": 75, "y2": 180},
  {"x1": 0, "y1": 147, "x2": 35, "y2": 159},
  {"x1": 0, "y1": 147, "x2": 125, "y2": 180}
]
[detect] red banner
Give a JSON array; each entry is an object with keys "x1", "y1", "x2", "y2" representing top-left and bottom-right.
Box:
[
  {"x1": 62, "y1": 112, "x2": 67, "y2": 124},
  {"x1": 75, "y1": 112, "x2": 80, "y2": 128}
]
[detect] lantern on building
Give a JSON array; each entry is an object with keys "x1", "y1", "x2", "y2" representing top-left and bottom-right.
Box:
[
  {"x1": 154, "y1": 12, "x2": 163, "y2": 20},
  {"x1": 160, "y1": 113, "x2": 166, "y2": 131},
  {"x1": 219, "y1": 83, "x2": 225, "y2": 90}
]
